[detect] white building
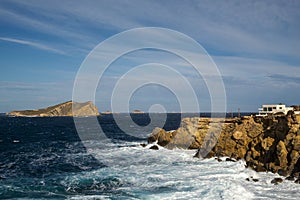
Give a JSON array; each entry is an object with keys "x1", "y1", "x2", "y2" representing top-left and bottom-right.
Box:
[{"x1": 256, "y1": 104, "x2": 294, "y2": 116}]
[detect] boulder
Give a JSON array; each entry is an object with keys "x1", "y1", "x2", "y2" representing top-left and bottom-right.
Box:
[
  {"x1": 225, "y1": 157, "x2": 236, "y2": 162},
  {"x1": 149, "y1": 145, "x2": 159, "y2": 150},
  {"x1": 140, "y1": 143, "x2": 147, "y2": 147},
  {"x1": 285, "y1": 176, "x2": 295, "y2": 181},
  {"x1": 148, "y1": 127, "x2": 171, "y2": 146},
  {"x1": 271, "y1": 178, "x2": 283, "y2": 185}
]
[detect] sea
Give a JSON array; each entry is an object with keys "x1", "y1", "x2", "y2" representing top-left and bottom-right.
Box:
[{"x1": 0, "y1": 113, "x2": 300, "y2": 200}]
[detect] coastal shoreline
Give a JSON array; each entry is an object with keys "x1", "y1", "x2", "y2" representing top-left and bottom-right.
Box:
[{"x1": 147, "y1": 112, "x2": 300, "y2": 183}]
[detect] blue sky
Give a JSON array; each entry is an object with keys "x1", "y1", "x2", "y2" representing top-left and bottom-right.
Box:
[{"x1": 0, "y1": 0, "x2": 300, "y2": 112}]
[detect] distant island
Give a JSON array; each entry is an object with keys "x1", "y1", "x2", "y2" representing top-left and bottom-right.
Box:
[
  {"x1": 7, "y1": 101, "x2": 100, "y2": 117},
  {"x1": 132, "y1": 109, "x2": 144, "y2": 114},
  {"x1": 101, "y1": 110, "x2": 113, "y2": 114}
]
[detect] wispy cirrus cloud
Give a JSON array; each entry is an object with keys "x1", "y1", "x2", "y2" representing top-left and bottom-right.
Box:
[
  {"x1": 267, "y1": 74, "x2": 300, "y2": 84},
  {"x1": 0, "y1": 37, "x2": 66, "y2": 55},
  {"x1": 1, "y1": 0, "x2": 299, "y2": 60}
]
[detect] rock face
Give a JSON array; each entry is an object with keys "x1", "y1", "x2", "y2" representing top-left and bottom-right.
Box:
[
  {"x1": 292, "y1": 105, "x2": 300, "y2": 111},
  {"x1": 8, "y1": 101, "x2": 100, "y2": 117},
  {"x1": 148, "y1": 112, "x2": 300, "y2": 178}
]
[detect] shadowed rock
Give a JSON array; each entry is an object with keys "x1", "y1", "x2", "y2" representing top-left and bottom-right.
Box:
[
  {"x1": 149, "y1": 145, "x2": 159, "y2": 150},
  {"x1": 148, "y1": 127, "x2": 173, "y2": 146},
  {"x1": 271, "y1": 178, "x2": 283, "y2": 185}
]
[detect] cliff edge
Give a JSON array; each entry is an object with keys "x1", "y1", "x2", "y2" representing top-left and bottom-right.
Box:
[
  {"x1": 8, "y1": 101, "x2": 100, "y2": 117},
  {"x1": 148, "y1": 112, "x2": 300, "y2": 180}
]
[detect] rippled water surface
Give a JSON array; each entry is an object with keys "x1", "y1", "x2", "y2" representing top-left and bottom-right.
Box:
[{"x1": 0, "y1": 114, "x2": 299, "y2": 199}]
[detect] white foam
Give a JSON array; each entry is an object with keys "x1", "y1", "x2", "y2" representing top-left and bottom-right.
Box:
[{"x1": 67, "y1": 141, "x2": 300, "y2": 199}]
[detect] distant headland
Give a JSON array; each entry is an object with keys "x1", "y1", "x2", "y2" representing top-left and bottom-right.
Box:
[
  {"x1": 132, "y1": 109, "x2": 145, "y2": 114},
  {"x1": 7, "y1": 101, "x2": 100, "y2": 117}
]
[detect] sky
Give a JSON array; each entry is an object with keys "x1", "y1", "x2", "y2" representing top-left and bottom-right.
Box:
[{"x1": 0, "y1": 0, "x2": 300, "y2": 113}]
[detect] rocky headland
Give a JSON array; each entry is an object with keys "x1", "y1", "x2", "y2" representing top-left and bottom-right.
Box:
[
  {"x1": 7, "y1": 101, "x2": 100, "y2": 117},
  {"x1": 148, "y1": 112, "x2": 300, "y2": 182}
]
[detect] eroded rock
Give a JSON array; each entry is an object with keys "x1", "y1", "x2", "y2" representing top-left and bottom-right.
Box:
[
  {"x1": 148, "y1": 113, "x2": 300, "y2": 178},
  {"x1": 271, "y1": 178, "x2": 283, "y2": 185}
]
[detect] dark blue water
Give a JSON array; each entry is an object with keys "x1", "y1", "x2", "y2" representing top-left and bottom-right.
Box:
[{"x1": 0, "y1": 113, "x2": 250, "y2": 199}]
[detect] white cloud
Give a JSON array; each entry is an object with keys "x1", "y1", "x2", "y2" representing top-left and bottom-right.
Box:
[
  {"x1": 214, "y1": 55, "x2": 300, "y2": 81},
  {"x1": 1, "y1": 0, "x2": 299, "y2": 60},
  {"x1": 0, "y1": 37, "x2": 66, "y2": 55},
  {"x1": 0, "y1": 0, "x2": 300, "y2": 112}
]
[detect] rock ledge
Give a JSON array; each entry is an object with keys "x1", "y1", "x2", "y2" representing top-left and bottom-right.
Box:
[{"x1": 148, "y1": 112, "x2": 300, "y2": 178}]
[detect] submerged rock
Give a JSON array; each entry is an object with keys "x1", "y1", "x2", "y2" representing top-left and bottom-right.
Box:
[
  {"x1": 149, "y1": 145, "x2": 159, "y2": 150},
  {"x1": 140, "y1": 143, "x2": 147, "y2": 147},
  {"x1": 271, "y1": 178, "x2": 283, "y2": 185},
  {"x1": 225, "y1": 157, "x2": 236, "y2": 162},
  {"x1": 285, "y1": 176, "x2": 295, "y2": 181},
  {"x1": 246, "y1": 176, "x2": 259, "y2": 182}
]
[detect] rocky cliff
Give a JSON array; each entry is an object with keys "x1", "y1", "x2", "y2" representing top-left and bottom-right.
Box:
[
  {"x1": 8, "y1": 101, "x2": 100, "y2": 117},
  {"x1": 148, "y1": 112, "x2": 300, "y2": 180}
]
